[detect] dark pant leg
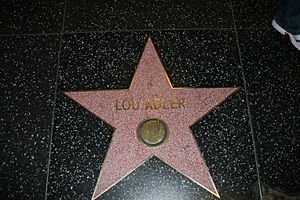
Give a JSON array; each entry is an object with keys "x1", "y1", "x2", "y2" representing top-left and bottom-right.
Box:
[{"x1": 275, "y1": 0, "x2": 300, "y2": 34}]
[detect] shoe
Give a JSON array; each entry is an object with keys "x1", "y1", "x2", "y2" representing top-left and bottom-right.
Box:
[{"x1": 272, "y1": 19, "x2": 300, "y2": 51}]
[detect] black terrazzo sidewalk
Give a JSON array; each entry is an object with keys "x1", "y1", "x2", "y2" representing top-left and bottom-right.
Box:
[{"x1": 0, "y1": 0, "x2": 299, "y2": 200}]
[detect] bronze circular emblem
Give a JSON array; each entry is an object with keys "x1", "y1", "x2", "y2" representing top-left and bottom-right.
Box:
[{"x1": 137, "y1": 118, "x2": 168, "y2": 147}]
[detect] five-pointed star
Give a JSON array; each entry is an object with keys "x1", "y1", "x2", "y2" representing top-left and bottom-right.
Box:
[{"x1": 65, "y1": 37, "x2": 239, "y2": 199}]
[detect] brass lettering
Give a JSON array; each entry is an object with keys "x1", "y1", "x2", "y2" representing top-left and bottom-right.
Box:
[
  {"x1": 115, "y1": 100, "x2": 122, "y2": 110},
  {"x1": 122, "y1": 99, "x2": 131, "y2": 110},
  {"x1": 153, "y1": 98, "x2": 161, "y2": 110},
  {"x1": 178, "y1": 98, "x2": 185, "y2": 109},
  {"x1": 170, "y1": 97, "x2": 178, "y2": 109},
  {"x1": 145, "y1": 99, "x2": 153, "y2": 110},
  {"x1": 132, "y1": 99, "x2": 140, "y2": 110},
  {"x1": 162, "y1": 99, "x2": 169, "y2": 109},
  {"x1": 115, "y1": 97, "x2": 186, "y2": 110}
]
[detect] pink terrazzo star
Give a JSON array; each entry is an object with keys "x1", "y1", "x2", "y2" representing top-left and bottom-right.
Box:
[{"x1": 65, "y1": 37, "x2": 239, "y2": 199}]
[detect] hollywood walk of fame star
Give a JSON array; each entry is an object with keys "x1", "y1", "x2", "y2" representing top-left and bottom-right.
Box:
[{"x1": 65, "y1": 37, "x2": 239, "y2": 199}]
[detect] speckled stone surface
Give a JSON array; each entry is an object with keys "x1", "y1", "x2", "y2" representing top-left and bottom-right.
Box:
[
  {"x1": 0, "y1": 0, "x2": 65, "y2": 35},
  {"x1": 238, "y1": 29, "x2": 300, "y2": 195},
  {"x1": 64, "y1": 0, "x2": 233, "y2": 32},
  {"x1": 0, "y1": 36, "x2": 60, "y2": 199},
  {"x1": 231, "y1": 0, "x2": 278, "y2": 29},
  {"x1": 46, "y1": 32, "x2": 259, "y2": 200}
]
